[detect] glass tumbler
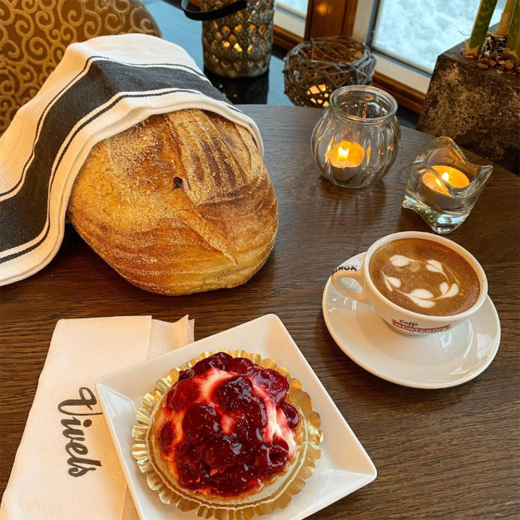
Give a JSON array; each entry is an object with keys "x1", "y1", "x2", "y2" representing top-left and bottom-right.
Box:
[{"x1": 311, "y1": 85, "x2": 400, "y2": 188}]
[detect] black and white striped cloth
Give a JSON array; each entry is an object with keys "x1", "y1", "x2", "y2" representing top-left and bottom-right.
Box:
[{"x1": 0, "y1": 34, "x2": 263, "y2": 286}]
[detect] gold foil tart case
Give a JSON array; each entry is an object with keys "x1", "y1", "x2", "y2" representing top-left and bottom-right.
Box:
[{"x1": 132, "y1": 349, "x2": 323, "y2": 519}]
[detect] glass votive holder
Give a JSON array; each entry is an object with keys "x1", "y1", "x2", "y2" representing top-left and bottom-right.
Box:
[
  {"x1": 311, "y1": 85, "x2": 400, "y2": 188},
  {"x1": 403, "y1": 137, "x2": 493, "y2": 234}
]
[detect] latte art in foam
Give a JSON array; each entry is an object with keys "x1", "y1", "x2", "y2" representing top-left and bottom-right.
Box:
[
  {"x1": 369, "y1": 239, "x2": 480, "y2": 317},
  {"x1": 384, "y1": 255, "x2": 460, "y2": 309}
]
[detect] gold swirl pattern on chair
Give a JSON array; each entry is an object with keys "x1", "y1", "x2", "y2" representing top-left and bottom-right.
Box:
[{"x1": 0, "y1": 0, "x2": 162, "y2": 135}]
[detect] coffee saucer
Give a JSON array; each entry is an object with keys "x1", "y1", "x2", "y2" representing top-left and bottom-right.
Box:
[{"x1": 322, "y1": 252, "x2": 501, "y2": 389}]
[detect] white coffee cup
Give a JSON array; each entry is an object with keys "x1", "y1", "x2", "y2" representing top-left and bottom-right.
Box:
[{"x1": 331, "y1": 231, "x2": 488, "y2": 335}]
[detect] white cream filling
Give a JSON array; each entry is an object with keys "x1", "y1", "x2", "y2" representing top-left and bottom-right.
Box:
[{"x1": 254, "y1": 385, "x2": 296, "y2": 456}]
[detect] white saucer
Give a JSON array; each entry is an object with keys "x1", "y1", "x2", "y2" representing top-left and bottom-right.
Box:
[{"x1": 322, "y1": 253, "x2": 501, "y2": 389}]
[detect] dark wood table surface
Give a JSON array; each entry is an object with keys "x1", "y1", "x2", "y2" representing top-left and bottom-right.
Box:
[{"x1": 1, "y1": 106, "x2": 519, "y2": 519}]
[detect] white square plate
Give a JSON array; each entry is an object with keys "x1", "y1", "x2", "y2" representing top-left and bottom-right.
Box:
[{"x1": 97, "y1": 314, "x2": 377, "y2": 520}]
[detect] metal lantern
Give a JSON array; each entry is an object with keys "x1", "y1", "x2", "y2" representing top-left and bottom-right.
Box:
[{"x1": 183, "y1": 0, "x2": 274, "y2": 78}]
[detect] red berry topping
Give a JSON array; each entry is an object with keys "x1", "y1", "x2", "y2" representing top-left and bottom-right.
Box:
[
  {"x1": 233, "y1": 418, "x2": 264, "y2": 445},
  {"x1": 203, "y1": 435, "x2": 242, "y2": 470},
  {"x1": 166, "y1": 378, "x2": 200, "y2": 412},
  {"x1": 268, "y1": 439, "x2": 290, "y2": 470},
  {"x1": 176, "y1": 441, "x2": 208, "y2": 474},
  {"x1": 255, "y1": 439, "x2": 289, "y2": 476},
  {"x1": 192, "y1": 352, "x2": 232, "y2": 375},
  {"x1": 159, "y1": 421, "x2": 174, "y2": 455},
  {"x1": 243, "y1": 396, "x2": 268, "y2": 427},
  {"x1": 255, "y1": 445, "x2": 271, "y2": 475},
  {"x1": 183, "y1": 404, "x2": 221, "y2": 445},
  {"x1": 210, "y1": 462, "x2": 252, "y2": 493},
  {"x1": 281, "y1": 402, "x2": 299, "y2": 429},
  {"x1": 228, "y1": 357, "x2": 256, "y2": 375},
  {"x1": 178, "y1": 368, "x2": 195, "y2": 382},
  {"x1": 162, "y1": 354, "x2": 298, "y2": 497},
  {"x1": 253, "y1": 368, "x2": 289, "y2": 406},
  {"x1": 232, "y1": 420, "x2": 263, "y2": 462},
  {"x1": 217, "y1": 376, "x2": 253, "y2": 410},
  {"x1": 178, "y1": 467, "x2": 208, "y2": 489}
]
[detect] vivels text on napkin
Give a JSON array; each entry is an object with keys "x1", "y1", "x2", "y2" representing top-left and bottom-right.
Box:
[{"x1": 58, "y1": 387, "x2": 102, "y2": 477}]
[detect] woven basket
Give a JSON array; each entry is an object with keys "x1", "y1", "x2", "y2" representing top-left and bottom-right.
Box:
[{"x1": 283, "y1": 36, "x2": 376, "y2": 108}]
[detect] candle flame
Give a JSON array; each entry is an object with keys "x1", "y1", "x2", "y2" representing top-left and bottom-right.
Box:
[
  {"x1": 330, "y1": 141, "x2": 365, "y2": 168},
  {"x1": 432, "y1": 165, "x2": 470, "y2": 189},
  {"x1": 338, "y1": 146, "x2": 350, "y2": 160},
  {"x1": 435, "y1": 172, "x2": 450, "y2": 190},
  {"x1": 430, "y1": 174, "x2": 449, "y2": 195}
]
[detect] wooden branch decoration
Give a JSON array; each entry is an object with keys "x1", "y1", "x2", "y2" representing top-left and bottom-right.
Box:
[
  {"x1": 496, "y1": 0, "x2": 516, "y2": 36},
  {"x1": 506, "y1": 0, "x2": 520, "y2": 63},
  {"x1": 464, "y1": 0, "x2": 499, "y2": 57}
]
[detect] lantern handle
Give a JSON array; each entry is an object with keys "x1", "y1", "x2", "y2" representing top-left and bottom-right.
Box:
[{"x1": 179, "y1": 0, "x2": 248, "y2": 21}]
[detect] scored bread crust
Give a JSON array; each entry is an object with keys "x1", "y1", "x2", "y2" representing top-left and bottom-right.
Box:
[{"x1": 67, "y1": 109, "x2": 278, "y2": 295}]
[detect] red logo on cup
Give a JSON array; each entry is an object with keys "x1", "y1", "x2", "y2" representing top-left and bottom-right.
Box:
[{"x1": 392, "y1": 320, "x2": 451, "y2": 333}]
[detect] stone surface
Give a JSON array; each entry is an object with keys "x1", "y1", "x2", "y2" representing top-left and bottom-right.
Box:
[{"x1": 418, "y1": 41, "x2": 520, "y2": 174}]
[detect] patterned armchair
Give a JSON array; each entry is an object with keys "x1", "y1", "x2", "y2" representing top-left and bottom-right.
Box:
[{"x1": 0, "y1": 0, "x2": 162, "y2": 134}]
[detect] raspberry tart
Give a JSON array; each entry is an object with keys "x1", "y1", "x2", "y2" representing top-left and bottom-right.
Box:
[{"x1": 132, "y1": 350, "x2": 322, "y2": 518}]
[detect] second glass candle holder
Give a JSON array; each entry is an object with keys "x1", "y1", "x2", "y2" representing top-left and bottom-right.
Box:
[
  {"x1": 403, "y1": 137, "x2": 493, "y2": 234},
  {"x1": 311, "y1": 85, "x2": 400, "y2": 188}
]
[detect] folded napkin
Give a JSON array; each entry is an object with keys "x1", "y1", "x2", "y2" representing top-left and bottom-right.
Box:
[
  {"x1": 0, "y1": 315, "x2": 194, "y2": 520},
  {"x1": 0, "y1": 34, "x2": 263, "y2": 287}
]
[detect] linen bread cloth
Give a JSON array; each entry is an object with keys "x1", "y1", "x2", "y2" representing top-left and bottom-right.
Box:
[
  {"x1": 0, "y1": 315, "x2": 194, "y2": 520},
  {"x1": 0, "y1": 34, "x2": 263, "y2": 287}
]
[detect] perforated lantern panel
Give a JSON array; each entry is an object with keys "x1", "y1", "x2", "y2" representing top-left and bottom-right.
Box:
[{"x1": 202, "y1": 0, "x2": 274, "y2": 78}]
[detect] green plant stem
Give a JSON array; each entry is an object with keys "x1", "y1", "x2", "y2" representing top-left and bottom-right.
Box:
[
  {"x1": 465, "y1": 0, "x2": 499, "y2": 57},
  {"x1": 496, "y1": 0, "x2": 516, "y2": 35},
  {"x1": 506, "y1": 0, "x2": 520, "y2": 63}
]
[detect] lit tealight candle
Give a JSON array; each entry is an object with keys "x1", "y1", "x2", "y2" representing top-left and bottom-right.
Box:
[
  {"x1": 423, "y1": 165, "x2": 470, "y2": 196},
  {"x1": 328, "y1": 140, "x2": 365, "y2": 182},
  {"x1": 331, "y1": 141, "x2": 365, "y2": 168}
]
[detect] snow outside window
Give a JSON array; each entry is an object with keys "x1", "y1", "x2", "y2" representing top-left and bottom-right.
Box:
[
  {"x1": 275, "y1": 0, "x2": 308, "y2": 37},
  {"x1": 277, "y1": 0, "x2": 308, "y2": 17},
  {"x1": 372, "y1": 0, "x2": 506, "y2": 75}
]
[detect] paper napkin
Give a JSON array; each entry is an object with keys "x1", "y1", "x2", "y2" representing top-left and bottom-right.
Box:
[{"x1": 0, "y1": 315, "x2": 194, "y2": 520}]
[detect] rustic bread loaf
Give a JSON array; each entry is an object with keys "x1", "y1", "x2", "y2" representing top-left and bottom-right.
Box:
[{"x1": 67, "y1": 109, "x2": 278, "y2": 295}]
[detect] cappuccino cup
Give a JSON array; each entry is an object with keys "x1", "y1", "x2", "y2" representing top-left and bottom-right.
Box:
[{"x1": 331, "y1": 231, "x2": 488, "y2": 335}]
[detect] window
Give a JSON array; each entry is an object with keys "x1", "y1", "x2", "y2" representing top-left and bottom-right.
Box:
[
  {"x1": 351, "y1": 0, "x2": 507, "y2": 98},
  {"x1": 304, "y1": 0, "x2": 510, "y2": 111},
  {"x1": 371, "y1": 0, "x2": 507, "y2": 75},
  {"x1": 275, "y1": 0, "x2": 308, "y2": 38}
]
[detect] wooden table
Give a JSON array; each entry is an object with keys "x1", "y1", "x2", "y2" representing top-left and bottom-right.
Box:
[{"x1": 1, "y1": 106, "x2": 519, "y2": 519}]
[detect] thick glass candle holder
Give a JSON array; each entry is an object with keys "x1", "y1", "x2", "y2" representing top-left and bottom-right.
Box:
[
  {"x1": 311, "y1": 85, "x2": 400, "y2": 188},
  {"x1": 403, "y1": 137, "x2": 493, "y2": 234}
]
